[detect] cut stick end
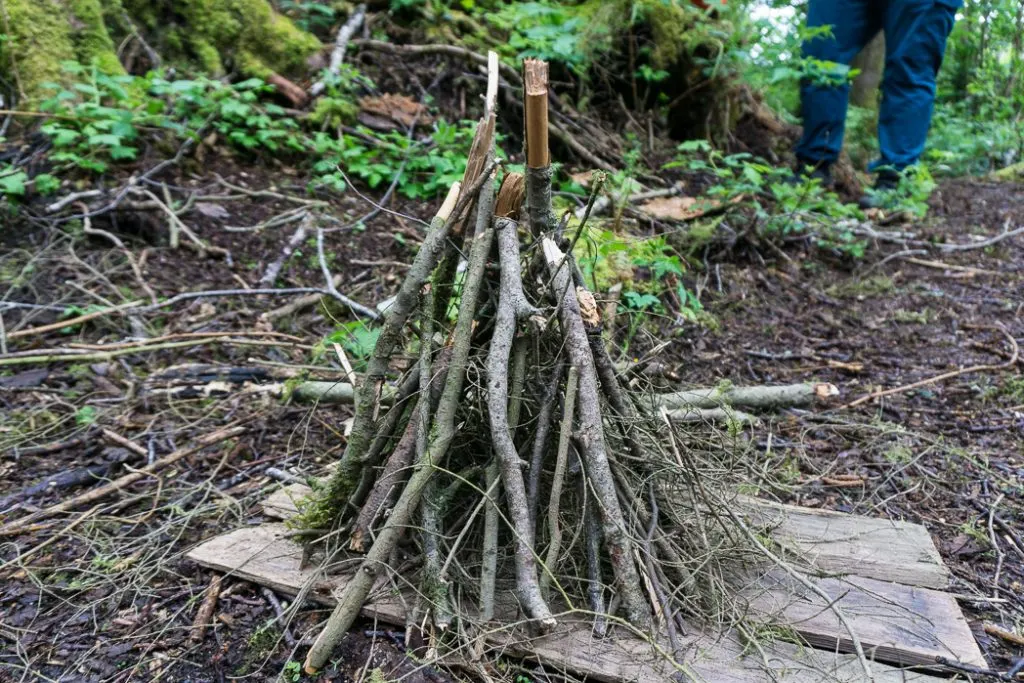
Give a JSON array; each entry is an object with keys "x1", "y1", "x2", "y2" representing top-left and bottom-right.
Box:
[
  {"x1": 814, "y1": 383, "x2": 840, "y2": 400},
  {"x1": 437, "y1": 182, "x2": 461, "y2": 222},
  {"x1": 523, "y1": 58, "x2": 549, "y2": 96},
  {"x1": 523, "y1": 58, "x2": 550, "y2": 168},
  {"x1": 494, "y1": 172, "x2": 525, "y2": 219}
]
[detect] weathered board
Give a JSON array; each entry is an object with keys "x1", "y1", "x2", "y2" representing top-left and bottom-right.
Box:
[
  {"x1": 186, "y1": 524, "x2": 954, "y2": 683},
  {"x1": 260, "y1": 485, "x2": 950, "y2": 589},
  {"x1": 741, "y1": 498, "x2": 949, "y2": 589},
  {"x1": 744, "y1": 570, "x2": 984, "y2": 667}
]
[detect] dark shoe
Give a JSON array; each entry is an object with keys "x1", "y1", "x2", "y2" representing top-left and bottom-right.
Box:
[
  {"x1": 786, "y1": 158, "x2": 833, "y2": 187},
  {"x1": 858, "y1": 169, "x2": 901, "y2": 209}
]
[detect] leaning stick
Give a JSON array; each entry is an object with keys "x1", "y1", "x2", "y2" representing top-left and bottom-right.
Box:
[
  {"x1": 543, "y1": 237, "x2": 652, "y2": 630},
  {"x1": 486, "y1": 217, "x2": 553, "y2": 626},
  {"x1": 303, "y1": 167, "x2": 499, "y2": 675},
  {"x1": 541, "y1": 365, "x2": 578, "y2": 594},
  {"x1": 318, "y1": 182, "x2": 461, "y2": 514},
  {"x1": 0, "y1": 424, "x2": 246, "y2": 537},
  {"x1": 310, "y1": 5, "x2": 367, "y2": 97}
]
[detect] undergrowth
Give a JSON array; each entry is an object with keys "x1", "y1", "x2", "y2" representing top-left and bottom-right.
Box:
[{"x1": 0, "y1": 61, "x2": 475, "y2": 202}]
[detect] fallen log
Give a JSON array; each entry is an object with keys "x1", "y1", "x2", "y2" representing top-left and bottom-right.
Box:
[
  {"x1": 284, "y1": 379, "x2": 837, "y2": 414},
  {"x1": 656, "y1": 382, "x2": 839, "y2": 411}
]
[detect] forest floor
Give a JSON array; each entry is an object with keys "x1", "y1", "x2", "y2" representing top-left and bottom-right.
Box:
[{"x1": 1, "y1": 110, "x2": 1023, "y2": 681}]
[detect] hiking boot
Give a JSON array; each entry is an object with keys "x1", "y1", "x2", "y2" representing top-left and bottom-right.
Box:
[
  {"x1": 786, "y1": 158, "x2": 833, "y2": 187},
  {"x1": 858, "y1": 169, "x2": 902, "y2": 209}
]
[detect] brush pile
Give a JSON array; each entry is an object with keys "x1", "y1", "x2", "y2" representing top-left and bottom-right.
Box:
[{"x1": 298, "y1": 56, "x2": 754, "y2": 674}]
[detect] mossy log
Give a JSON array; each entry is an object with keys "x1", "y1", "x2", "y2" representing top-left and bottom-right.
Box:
[{"x1": 0, "y1": 0, "x2": 319, "y2": 101}]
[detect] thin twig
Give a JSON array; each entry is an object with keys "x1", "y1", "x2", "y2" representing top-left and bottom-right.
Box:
[{"x1": 844, "y1": 325, "x2": 1019, "y2": 408}]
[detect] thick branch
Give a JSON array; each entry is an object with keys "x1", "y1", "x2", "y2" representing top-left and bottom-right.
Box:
[
  {"x1": 486, "y1": 217, "x2": 552, "y2": 628},
  {"x1": 656, "y1": 382, "x2": 839, "y2": 411},
  {"x1": 304, "y1": 176, "x2": 498, "y2": 674},
  {"x1": 542, "y1": 237, "x2": 651, "y2": 630},
  {"x1": 318, "y1": 184, "x2": 460, "y2": 519}
]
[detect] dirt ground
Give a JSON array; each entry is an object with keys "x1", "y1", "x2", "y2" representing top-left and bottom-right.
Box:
[{"x1": 1, "y1": 146, "x2": 1022, "y2": 683}]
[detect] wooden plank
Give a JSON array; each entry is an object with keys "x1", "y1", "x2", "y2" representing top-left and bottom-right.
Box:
[
  {"x1": 744, "y1": 570, "x2": 985, "y2": 669},
  {"x1": 261, "y1": 483, "x2": 309, "y2": 521},
  {"x1": 507, "y1": 625, "x2": 953, "y2": 683},
  {"x1": 186, "y1": 525, "x2": 958, "y2": 682},
  {"x1": 260, "y1": 486, "x2": 949, "y2": 589},
  {"x1": 741, "y1": 498, "x2": 949, "y2": 589}
]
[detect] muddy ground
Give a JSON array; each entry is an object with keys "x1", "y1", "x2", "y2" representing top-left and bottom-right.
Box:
[{"x1": 1, "y1": 150, "x2": 1022, "y2": 683}]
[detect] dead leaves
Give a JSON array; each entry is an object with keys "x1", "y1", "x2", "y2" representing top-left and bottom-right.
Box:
[
  {"x1": 638, "y1": 194, "x2": 743, "y2": 221},
  {"x1": 576, "y1": 287, "x2": 601, "y2": 327},
  {"x1": 358, "y1": 94, "x2": 433, "y2": 132}
]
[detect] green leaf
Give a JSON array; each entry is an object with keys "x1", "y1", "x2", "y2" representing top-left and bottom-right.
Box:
[
  {"x1": 75, "y1": 406, "x2": 97, "y2": 426},
  {"x1": 48, "y1": 128, "x2": 82, "y2": 147},
  {"x1": 88, "y1": 134, "x2": 122, "y2": 147},
  {"x1": 0, "y1": 170, "x2": 28, "y2": 196},
  {"x1": 34, "y1": 173, "x2": 61, "y2": 195}
]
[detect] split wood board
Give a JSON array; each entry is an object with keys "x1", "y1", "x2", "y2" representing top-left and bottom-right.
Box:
[
  {"x1": 261, "y1": 484, "x2": 950, "y2": 589},
  {"x1": 741, "y1": 498, "x2": 949, "y2": 590},
  {"x1": 744, "y1": 570, "x2": 984, "y2": 667},
  {"x1": 186, "y1": 524, "x2": 953, "y2": 683}
]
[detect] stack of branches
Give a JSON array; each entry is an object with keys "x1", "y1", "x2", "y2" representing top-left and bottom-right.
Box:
[{"x1": 297, "y1": 56, "x2": 757, "y2": 675}]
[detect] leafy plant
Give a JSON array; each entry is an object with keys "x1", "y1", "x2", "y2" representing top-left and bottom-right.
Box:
[
  {"x1": 666, "y1": 140, "x2": 868, "y2": 258},
  {"x1": 280, "y1": 0, "x2": 337, "y2": 33},
  {"x1": 281, "y1": 659, "x2": 303, "y2": 682},
  {"x1": 319, "y1": 321, "x2": 382, "y2": 372},
  {"x1": 859, "y1": 166, "x2": 936, "y2": 218},
  {"x1": 3, "y1": 61, "x2": 474, "y2": 205},
  {"x1": 486, "y1": 2, "x2": 592, "y2": 73},
  {"x1": 75, "y1": 406, "x2": 97, "y2": 426},
  {"x1": 39, "y1": 62, "x2": 148, "y2": 174}
]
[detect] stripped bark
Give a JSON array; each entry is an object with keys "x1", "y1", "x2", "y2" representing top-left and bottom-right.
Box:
[{"x1": 524, "y1": 59, "x2": 555, "y2": 236}]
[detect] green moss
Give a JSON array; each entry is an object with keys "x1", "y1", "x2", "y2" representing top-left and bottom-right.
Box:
[
  {"x1": 144, "y1": 0, "x2": 320, "y2": 77},
  {"x1": 1, "y1": 0, "x2": 123, "y2": 99},
  {"x1": 190, "y1": 37, "x2": 225, "y2": 75},
  {"x1": 68, "y1": 0, "x2": 126, "y2": 75},
  {"x1": 641, "y1": 0, "x2": 689, "y2": 69},
  {"x1": 309, "y1": 96, "x2": 359, "y2": 129},
  {"x1": 2, "y1": 0, "x2": 318, "y2": 96},
  {"x1": 1, "y1": 0, "x2": 77, "y2": 98}
]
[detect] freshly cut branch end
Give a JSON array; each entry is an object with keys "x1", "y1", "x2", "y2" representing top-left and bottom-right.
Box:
[{"x1": 523, "y1": 58, "x2": 550, "y2": 168}]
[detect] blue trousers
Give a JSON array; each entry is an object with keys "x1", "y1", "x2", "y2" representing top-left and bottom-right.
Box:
[{"x1": 795, "y1": 0, "x2": 959, "y2": 172}]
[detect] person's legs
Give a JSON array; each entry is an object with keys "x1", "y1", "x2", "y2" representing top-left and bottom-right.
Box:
[
  {"x1": 875, "y1": 0, "x2": 958, "y2": 171},
  {"x1": 794, "y1": 0, "x2": 881, "y2": 168}
]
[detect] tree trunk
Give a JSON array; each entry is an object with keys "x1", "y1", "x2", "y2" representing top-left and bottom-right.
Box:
[
  {"x1": 850, "y1": 31, "x2": 885, "y2": 109},
  {"x1": 0, "y1": 0, "x2": 319, "y2": 101}
]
